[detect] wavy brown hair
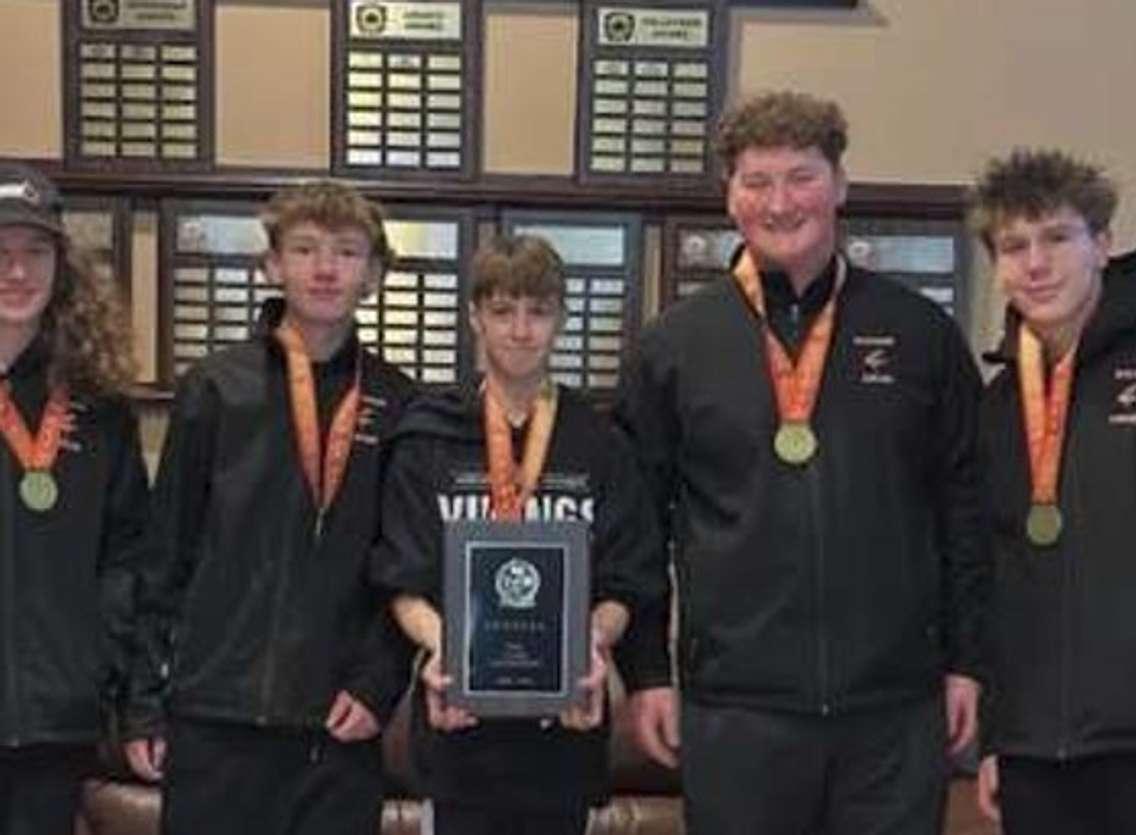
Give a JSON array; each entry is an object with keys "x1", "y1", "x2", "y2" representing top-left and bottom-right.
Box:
[
  {"x1": 714, "y1": 90, "x2": 849, "y2": 177},
  {"x1": 41, "y1": 240, "x2": 136, "y2": 396}
]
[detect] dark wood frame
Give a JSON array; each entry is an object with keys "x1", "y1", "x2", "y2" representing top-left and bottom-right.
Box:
[
  {"x1": 331, "y1": 0, "x2": 482, "y2": 181},
  {"x1": 373, "y1": 202, "x2": 479, "y2": 386},
  {"x1": 62, "y1": 0, "x2": 215, "y2": 172},
  {"x1": 6, "y1": 159, "x2": 969, "y2": 398},
  {"x1": 844, "y1": 214, "x2": 973, "y2": 333},
  {"x1": 156, "y1": 197, "x2": 479, "y2": 387},
  {"x1": 660, "y1": 211, "x2": 974, "y2": 330},
  {"x1": 157, "y1": 198, "x2": 264, "y2": 383},
  {"x1": 575, "y1": 0, "x2": 729, "y2": 187},
  {"x1": 501, "y1": 207, "x2": 645, "y2": 401},
  {"x1": 61, "y1": 194, "x2": 133, "y2": 299}
]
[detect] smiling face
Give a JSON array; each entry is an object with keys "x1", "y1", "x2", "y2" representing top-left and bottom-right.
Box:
[
  {"x1": 726, "y1": 144, "x2": 847, "y2": 282},
  {"x1": 265, "y1": 220, "x2": 377, "y2": 332},
  {"x1": 0, "y1": 224, "x2": 57, "y2": 334},
  {"x1": 992, "y1": 205, "x2": 1110, "y2": 334}
]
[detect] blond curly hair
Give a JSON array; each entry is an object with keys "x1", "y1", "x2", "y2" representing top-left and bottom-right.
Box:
[{"x1": 41, "y1": 241, "x2": 136, "y2": 396}]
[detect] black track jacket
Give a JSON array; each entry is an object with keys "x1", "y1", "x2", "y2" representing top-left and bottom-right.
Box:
[
  {"x1": 0, "y1": 340, "x2": 148, "y2": 747},
  {"x1": 982, "y1": 261, "x2": 1136, "y2": 760},
  {"x1": 123, "y1": 300, "x2": 415, "y2": 738},
  {"x1": 615, "y1": 258, "x2": 990, "y2": 716}
]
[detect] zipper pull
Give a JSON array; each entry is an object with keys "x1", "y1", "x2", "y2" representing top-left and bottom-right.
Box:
[{"x1": 314, "y1": 508, "x2": 326, "y2": 541}]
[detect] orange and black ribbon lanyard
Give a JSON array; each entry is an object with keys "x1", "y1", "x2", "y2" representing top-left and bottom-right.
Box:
[
  {"x1": 1017, "y1": 325, "x2": 1076, "y2": 546},
  {"x1": 0, "y1": 381, "x2": 69, "y2": 512},
  {"x1": 732, "y1": 249, "x2": 846, "y2": 465},
  {"x1": 483, "y1": 378, "x2": 558, "y2": 521},
  {"x1": 275, "y1": 321, "x2": 361, "y2": 539}
]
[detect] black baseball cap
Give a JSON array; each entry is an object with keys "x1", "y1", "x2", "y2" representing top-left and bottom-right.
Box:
[{"x1": 0, "y1": 163, "x2": 64, "y2": 236}]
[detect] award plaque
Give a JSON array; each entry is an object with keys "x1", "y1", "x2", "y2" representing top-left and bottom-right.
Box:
[
  {"x1": 660, "y1": 214, "x2": 738, "y2": 307},
  {"x1": 160, "y1": 200, "x2": 474, "y2": 386},
  {"x1": 843, "y1": 217, "x2": 968, "y2": 328},
  {"x1": 332, "y1": 0, "x2": 481, "y2": 180},
  {"x1": 444, "y1": 520, "x2": 590, "y2": 718},
  {"x1": 502, "y1": 210, "x2": 643, "y2": 401},
  {"x1": 577, "y1": 0, "x2": 727, "y2": 185},
  {"x1": 62, "y1": 0, "x2": 214, "y2": 171},
  {"x1": 371, "y1": 207, "x2": 475, "y2": 385}
]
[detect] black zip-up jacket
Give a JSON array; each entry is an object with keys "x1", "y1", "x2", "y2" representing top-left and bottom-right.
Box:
[
  {"x1": 123, "y1": 300, "x2": 415, "y2": 738},
  {"x1": 372, "y1": 381, "x2": 666, "y2": 811},
  {"x1": 614, "y1": 257, "x2": 990, "y2": 715},
  {"x1": 1, "y1": 340, "x2": 148, "y2": 747},
  {"x1": 981, "y1": 262, "x2": 1136, "y2": 760}
]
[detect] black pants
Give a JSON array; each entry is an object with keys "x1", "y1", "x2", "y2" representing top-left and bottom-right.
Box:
[
  {"x1": 161, "y1": 719, "x2": 384, "y2": 835},
  {"x1": 432, "y1": 801, "x2": 589, "y2": 835},
  {"x1": 999, "y1": 753, "x2": 1136, "y2": 835},
  {"x1": 0, "y1": 745, "x2": 91, "y2": 835},
  {"x1": 682, "y1": 696, "x2": 947, "y2": 835}
]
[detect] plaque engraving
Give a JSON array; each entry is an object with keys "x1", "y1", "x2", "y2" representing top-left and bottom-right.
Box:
[{"x1": 444, "y1": 520, "x2": 590, "y2": 718}]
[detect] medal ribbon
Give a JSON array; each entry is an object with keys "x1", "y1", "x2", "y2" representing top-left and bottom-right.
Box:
[
  {"x1": 0, "y1": 382, "x2": 69, "y2": 473},
  {"x1": 1017, "y1": 325, "x2": 1076, "y2": 505},
  {"x1": 275, "y1": 321, "x2": 362, "y2": 523},
  {"x1": 483, "y1": 379, "x2": 558, "y2": 521},
  {"x1": 732, "y1": 249, "x2": 845, "y2": 424}
]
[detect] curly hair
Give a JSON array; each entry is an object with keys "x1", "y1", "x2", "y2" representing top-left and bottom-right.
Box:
[
  {"x1": 41, "y1": 241, "x2": 136, "y2": 396},
  {"x1": 970, "y1": 148, "x2": 1117, "y2": 254},
  {"x1": 260, "y1": 180, "x2": 394, "y2": 279},
  {"x1": 471, "y1": 235, "x2": 566, "y2": 307},
  {"x1": 714, "y1": 90, "x2": 849, "y2": 176}
]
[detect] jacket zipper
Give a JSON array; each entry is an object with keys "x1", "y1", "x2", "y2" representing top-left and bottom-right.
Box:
[
  {"x1": 808, "y1": 462, "x2": 830, "y2": 716},
  {"x1": 2, "y1": 451, "x2": 21, "y2": 744},
  {"x1": 1057, "y1": 427, "x2": 1084, "y2": 761},
  {"x1": 256, "y1": 503, "x2": 314, "y2": 725}
]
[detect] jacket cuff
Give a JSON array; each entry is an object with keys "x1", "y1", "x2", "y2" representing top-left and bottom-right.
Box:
[{"x1": 614, "y1": 602, "x2": 673, "y2": 693}]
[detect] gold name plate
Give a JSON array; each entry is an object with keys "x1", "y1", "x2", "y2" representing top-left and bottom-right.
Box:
[
  {"x1": 350, "y1": 1, "x2": 462, "y2": 41},
  {"x1": 596, "y1": 7, "x2": 709, "y2": 49},
  {"x1": 83, "y1": 0, "x2": 196, "y2": 31}
]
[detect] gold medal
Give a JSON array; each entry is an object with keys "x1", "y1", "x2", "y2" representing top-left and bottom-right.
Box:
[
  {"x1": 19, "y1": 470, "x2": 58, "y2": 512},
  {"x1": 1025, "y1": 503, "x2": 1062, "y2": 547},
  {"x1": 774, "y1": 422, "x2": 818, "y2": 465},
  {"x1": 1017, "y1": 328, "x2": 1076, "y2": 552},
  {"x1": 733, "y1": 250, "x2": 844, "y2": 472}
]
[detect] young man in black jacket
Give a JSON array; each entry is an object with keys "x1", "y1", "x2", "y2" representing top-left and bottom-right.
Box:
[
  {"x1": 374, "y1": 235, "x2": 665, "y2": 835},
  {"x1": 973, "y1": 149, "x2": 1136, "y2": 835},
  {"x1": 614, "y1": 91, "x2": 990, "y2": 835},
  {"x1": 0, "y1": 163, "x2": 149, "y2": 833},
  {"x1": 122, "y1": 181, "x2": 415, "y2": 835}
]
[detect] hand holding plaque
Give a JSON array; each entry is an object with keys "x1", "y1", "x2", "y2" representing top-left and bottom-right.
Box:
[
  {"x1": 419, "y1": 650, "x2": 478, "y2": 731},
  {"x1": 558, "y1": 634, "x2": 608, "y2": 731}
]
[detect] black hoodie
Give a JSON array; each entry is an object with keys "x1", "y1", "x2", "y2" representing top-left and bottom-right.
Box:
[
  {"x1": 372, "y1": 381, "x2": 665, "y2": 811},
  {"x1": 981, "y1": 258, "x2": 1136, "y2": 760}
]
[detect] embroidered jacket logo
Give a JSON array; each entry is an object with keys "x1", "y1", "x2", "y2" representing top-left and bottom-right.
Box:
[
  {"x1": 853, "y1": 335, "x2": 896, "y2": 385},
  {"x1": 1109, "y1": 369, "x2": 1136, "y2": 424}
]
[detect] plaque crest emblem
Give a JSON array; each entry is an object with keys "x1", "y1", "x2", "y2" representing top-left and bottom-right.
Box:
[
  {"x1": 603, "y1": 11, "x2": 635, "y2": 43},
  {"x1": 495, "y1": 557, "x2": 541, "y2": 609},
  {"x1": 88, "y1": 0, "x2": 120, "y2": 24},
  {"x1": 355, "y1": 2, "x2": 387, "y2": 34}
]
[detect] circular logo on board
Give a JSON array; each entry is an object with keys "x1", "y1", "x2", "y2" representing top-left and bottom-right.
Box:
[
  {"x1": 88, "y1": 0, "x2": 119, "y2": 25},
  {"x1": 602, "y1": 11, "x2": 635, "y2": 43},
  {"x1": 355, "y1": 2, "x2": 388, "y2": 35},
  {"x1": 495, "y1": 558, "x2": 541, "y2": 610}
]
